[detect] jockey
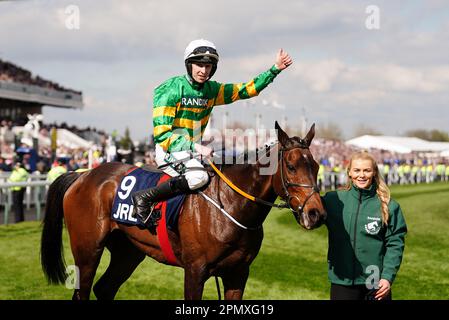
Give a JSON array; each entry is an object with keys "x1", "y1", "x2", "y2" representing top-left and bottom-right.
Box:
[{"x1": 132, "y1": 39, "x2": 293, "y2": 226}]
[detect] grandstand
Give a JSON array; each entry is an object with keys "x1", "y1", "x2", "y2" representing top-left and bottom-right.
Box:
[
  {"x1": 0, "y1": 58, "x2": 92, "y2": 169},
  {"x1": 0, "y1": 58, "x2": 83, "y2": 121}
]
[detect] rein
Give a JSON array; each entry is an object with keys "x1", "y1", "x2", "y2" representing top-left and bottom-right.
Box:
[{"x1": 207, "y1": 159, "x2": 288, "y2": 209}]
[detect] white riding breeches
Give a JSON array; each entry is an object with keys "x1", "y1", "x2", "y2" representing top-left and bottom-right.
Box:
[{"x1": 155, "y1": 144, "x2": 209, "y2": 190}]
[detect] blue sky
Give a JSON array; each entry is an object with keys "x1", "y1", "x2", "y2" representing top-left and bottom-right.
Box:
[{"x1": 1, "y1": 0, "x2": 448, "y2": 141}]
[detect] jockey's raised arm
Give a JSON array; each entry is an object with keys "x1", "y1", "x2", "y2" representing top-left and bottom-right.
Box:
[{"x1": 133, "y1": 39, "x2": 293, "y2": 228}]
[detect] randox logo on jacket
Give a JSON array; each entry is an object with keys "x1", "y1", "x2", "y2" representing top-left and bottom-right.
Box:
[
  {"x1": 365, "y1": 216, "x2": 381, "y2": 235},
  {"x1": 181, "y1": 97, "x2": 208, "y2": 107}
]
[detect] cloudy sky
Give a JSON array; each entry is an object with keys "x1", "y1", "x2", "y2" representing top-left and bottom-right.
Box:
[{"x1": 1, "y1": 0, "x2": 448, "y2": 141}]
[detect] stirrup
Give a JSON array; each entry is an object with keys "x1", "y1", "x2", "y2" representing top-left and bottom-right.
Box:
[{"x1": 137, "y1": 203, "x2": 162, "y2": 228}]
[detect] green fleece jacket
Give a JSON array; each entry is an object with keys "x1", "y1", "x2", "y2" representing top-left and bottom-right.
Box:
[{"x1": 322, "y1": 184, "x2": 407, "y2": 286}]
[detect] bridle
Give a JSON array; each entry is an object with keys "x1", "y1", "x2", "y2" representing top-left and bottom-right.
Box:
[{"x1": 278, "y1": 144, "x2": 320, "y2": 220}]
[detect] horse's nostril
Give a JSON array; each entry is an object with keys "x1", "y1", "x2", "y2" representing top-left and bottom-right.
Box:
[{"x1": 308, "y1": 209, "x2": 319, "y2": 221}]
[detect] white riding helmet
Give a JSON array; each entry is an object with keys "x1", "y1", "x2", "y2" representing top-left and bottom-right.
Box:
[{"x1": 184, "y1": 39, "x2": 219, "y2": 81}]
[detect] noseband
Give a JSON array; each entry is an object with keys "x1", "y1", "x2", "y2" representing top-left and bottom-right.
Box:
[{"x1": 279, "y1": 144, "x2": 320, "y2": 220}]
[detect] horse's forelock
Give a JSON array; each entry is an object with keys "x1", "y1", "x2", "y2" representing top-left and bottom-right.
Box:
[{"x1": 285, "y1": 137, "x2": 308, "y2": 150}]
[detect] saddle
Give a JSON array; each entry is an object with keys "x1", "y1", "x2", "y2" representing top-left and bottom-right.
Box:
[
  {"x1": 111, "y1": 167, "x2": 186, "y2": 231},
  {"x1": 140, "y1": 164, "x2": 164, "y2": 174}
]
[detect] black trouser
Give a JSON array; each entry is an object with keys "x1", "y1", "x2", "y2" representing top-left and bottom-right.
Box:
[
  {"x1": 330, "y1": 283, "x2": 392, "y2": 300},
  {"x1": 12, "y1": 189, "x2": 26, "y2": 223}
]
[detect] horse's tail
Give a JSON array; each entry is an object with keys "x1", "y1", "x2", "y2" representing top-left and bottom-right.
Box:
[{"x1": 40, "y1": 171, "x2": 81, "y2": 284}]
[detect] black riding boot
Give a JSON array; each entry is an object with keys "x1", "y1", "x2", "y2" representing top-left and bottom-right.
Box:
[{"x1": 131, "y1": 175, "x2": 190, "y2": 228}]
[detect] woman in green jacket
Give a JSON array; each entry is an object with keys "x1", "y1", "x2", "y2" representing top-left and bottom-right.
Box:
[{"x1": 322, "y1": 151, "x2": 407, "y2": 300}]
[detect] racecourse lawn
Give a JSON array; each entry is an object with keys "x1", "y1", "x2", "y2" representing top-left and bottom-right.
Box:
[{"x1": 0, "y1": 182, "x2": 448, "y2": 300}]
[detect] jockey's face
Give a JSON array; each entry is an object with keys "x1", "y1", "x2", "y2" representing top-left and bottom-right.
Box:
[
  {"x1": 191, "y1": 62, "x2": 213, "y2": 83},
  {"x1": 349, "y1": 159, "x2": 375, "y2": 189}
]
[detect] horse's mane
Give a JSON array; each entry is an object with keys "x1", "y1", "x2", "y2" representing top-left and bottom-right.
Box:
[
  {"x1": 213, "y1": 135, "x2": 308, "y2": 170},
  {"x1": 213, "y1": 141, "x2": 278, "y2": 170}
]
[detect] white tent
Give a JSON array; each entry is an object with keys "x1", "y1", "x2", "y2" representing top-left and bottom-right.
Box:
[
  {"x1": 13, "y1": 127, "x2": 92, "y2": 149},
  {"x1": 56, "y1": 128, "x2": 92, "y2": 149},
  {"x1": 346, "y1": 135, "x2": 449, "y2": 154},
  {"x1": 429, "y1": 141, "x2": 449, "y2": 153}
]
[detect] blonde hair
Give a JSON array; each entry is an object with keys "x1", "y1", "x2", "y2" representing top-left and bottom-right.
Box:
[{"x1": 345, "y1": 151, "x2": 390, "y2": 225}]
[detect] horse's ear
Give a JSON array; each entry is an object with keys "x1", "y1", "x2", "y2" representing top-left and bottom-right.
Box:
[
  {"x1": 304, "y1": 123, "x2": 315, "y2": 147},
  {"x1": 275, "y1": 121, "x2": 289, "y2": 147}
]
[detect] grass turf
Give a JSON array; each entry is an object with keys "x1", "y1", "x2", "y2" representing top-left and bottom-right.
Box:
[{"x1": 0, "y1": 182, "x2": 448, "y2": 299}]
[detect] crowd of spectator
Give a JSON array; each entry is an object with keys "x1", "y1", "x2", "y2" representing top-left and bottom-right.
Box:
[
  {"x1": 0, "y1": 116, "x2": 108, "y2": 173},
  {"x1": 309, "y1": 137, "x2": 447, "y2": 171},
  {"x1": 308, "y1": 138, "x2": 449, "y2": 190}
]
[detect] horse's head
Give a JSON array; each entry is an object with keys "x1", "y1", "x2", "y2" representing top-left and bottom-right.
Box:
[{"x1": 272, "y1": 121, "x2": 327, "y2": 230}]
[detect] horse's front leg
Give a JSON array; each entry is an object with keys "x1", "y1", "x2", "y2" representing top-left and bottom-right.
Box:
[
  {"x1": 184, "y1": 263, "x2": 208, "y2": 300},
  {"x1": 221, "y1": 266, "x2": 250, "y2": 300}
]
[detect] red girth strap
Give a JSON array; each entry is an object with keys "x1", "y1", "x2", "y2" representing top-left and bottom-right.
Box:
[{"x1": 155, "y1": 174, "x2": 179, "y2": 266}]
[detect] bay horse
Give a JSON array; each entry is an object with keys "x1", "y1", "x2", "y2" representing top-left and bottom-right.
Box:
[{"x1": 40, "y1": 122, "x2": 326, "y2": 300}]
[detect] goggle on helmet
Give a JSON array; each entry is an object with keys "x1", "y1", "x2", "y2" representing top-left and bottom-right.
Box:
[{"x1": 184, "y1": 39, "x2": 219, "y2": 81}]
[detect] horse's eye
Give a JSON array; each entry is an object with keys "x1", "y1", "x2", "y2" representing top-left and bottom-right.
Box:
[{"x1": 287, "y1": 164, "x2": 296, "y2": 172}]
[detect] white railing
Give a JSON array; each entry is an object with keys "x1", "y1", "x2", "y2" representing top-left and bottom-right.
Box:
[{"x1": 0, "y1": 173, "x2": 51, "y2": 224}]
